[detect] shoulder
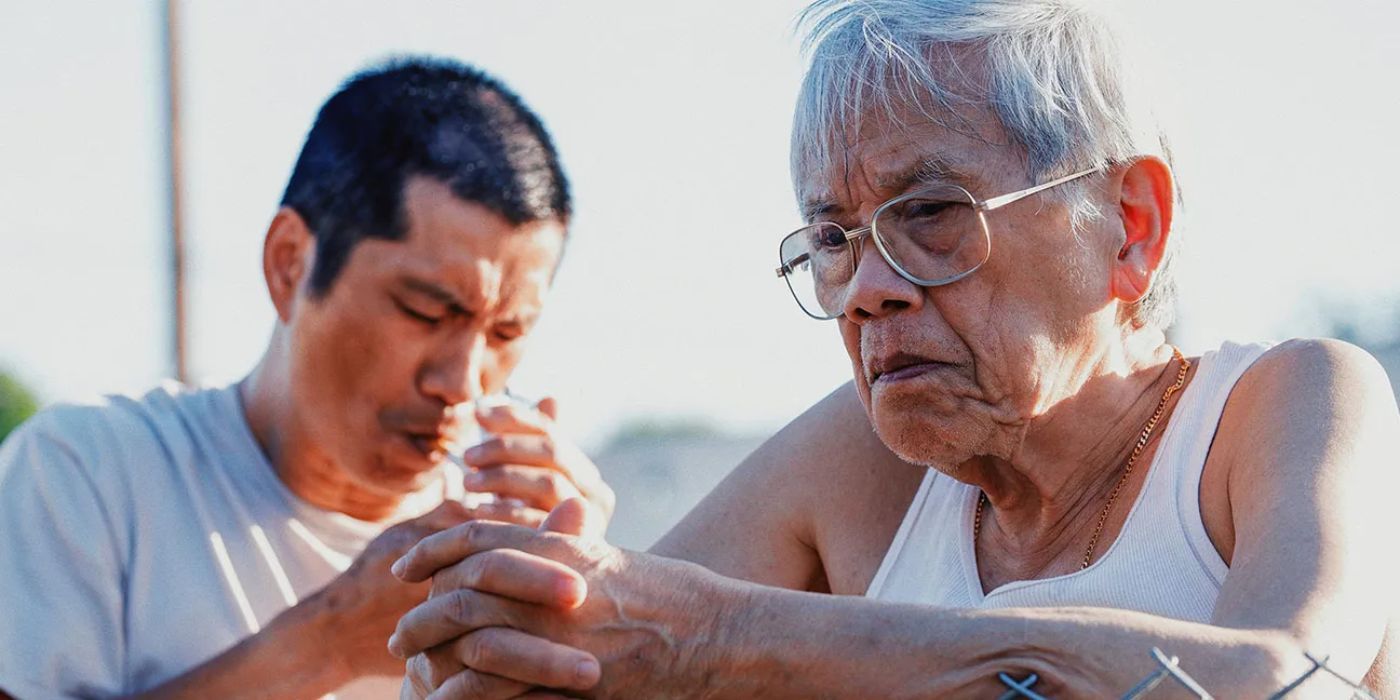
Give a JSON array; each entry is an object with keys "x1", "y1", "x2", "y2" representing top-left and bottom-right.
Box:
[
  {"x1": 743, "y1": 380, "x2": 918, "y2": 503},
  {"x1": 1211, "y1": 337, "x2": 1398, "y2": 513},
  {"x1": 3, "y1": 383, "x2": 191, "y2": 467},
  {"x1": 652, "y1": 381, "x2": 923, "y2": 592},
  {"x1": 1223, "y1": 338, "x2": 1397, "y2": 444},
  {"x1": 0, "y1": 382, "x2": 221, "y2": 516}
]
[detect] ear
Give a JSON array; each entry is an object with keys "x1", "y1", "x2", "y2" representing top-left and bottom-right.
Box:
[
  {"x1": 1109, "y1": 156, "x2": 1175, "y2": 305},
  {"x1": 262, "y1": 207, "x2": 316, "y2": 323}
]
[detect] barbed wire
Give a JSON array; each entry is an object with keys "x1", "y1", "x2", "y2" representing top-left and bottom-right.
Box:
[{"x1": 992, "y1": 647, "x2": 1377, "y2": 699}]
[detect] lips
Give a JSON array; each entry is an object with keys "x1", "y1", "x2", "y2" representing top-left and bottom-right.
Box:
[
  {"x1": 868, "y1": 351, "x2": 948, "y2": 384},
  {"x1": 391, "y1": 415, "x2": 467, "y2": 461}
]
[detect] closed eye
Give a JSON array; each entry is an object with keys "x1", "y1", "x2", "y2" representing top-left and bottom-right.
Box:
[
  {"x1": 493, "y1": 325, "x2": 527, "y2": 343},
  {"x1": 394, "y1": 299, "x2": 443, "y2": 326}
]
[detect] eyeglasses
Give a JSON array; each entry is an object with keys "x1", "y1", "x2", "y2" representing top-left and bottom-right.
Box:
[{"x1": 775, "y1": 166, "x2": 1101, "y2": 320}]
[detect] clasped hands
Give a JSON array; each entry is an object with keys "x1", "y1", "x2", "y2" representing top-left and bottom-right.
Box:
[{"x1": 388, "y1": 498, "x2": 729, "y2": 699}]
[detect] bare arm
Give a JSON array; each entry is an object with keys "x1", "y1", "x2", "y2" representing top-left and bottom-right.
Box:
[
  {"x1": 651, "y1": 382, "x2": 919, "y2": 593},
  {"x1": 124, "y1": 597, "x2": 351, "y2": 700},
  {"x1": 390, "y1": 340, "x2": 1398, "y2": 697},
  {"x1": 704, "y1": 339, "x2": 1397, "y2": 696}
]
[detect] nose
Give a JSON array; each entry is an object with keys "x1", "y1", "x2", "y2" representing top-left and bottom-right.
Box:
[
  {"x1": 418, "y1": 332, "x2": 486, "y2": 408},
  {"x1": 842, "y1": 235, "x2": 922, "y2": 323}
]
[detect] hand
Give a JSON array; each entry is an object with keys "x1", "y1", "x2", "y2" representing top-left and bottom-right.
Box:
[
  {"x1": 397, "y1": 500, "x2": 600, "y2": 700},
  {"x1": 461, "y1": 397, "x2": 615, "y2": 528},
  {"x1": 308, "y1": 501, "x2": 474, "y2": 680},
  {"x1": 389, "y1": 501, "x2": 729, "y2": 699}
]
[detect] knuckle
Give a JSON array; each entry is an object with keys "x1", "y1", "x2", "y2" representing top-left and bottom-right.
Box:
[
  {"x1": 468, "y1": 551, "x2": 501, "y2": 588},
  {"x1": 424, "y1": 648, "x2": 458, "y2": 687},
  {"x1": 458, "y1": 670, "x2": 490, "y2": 696},
  {"x1": 447, "y1": 589, "x2": 477, "y2": 627},
  {"x1": 459, "y1": 519, "x2": 486, "y2": 547}
]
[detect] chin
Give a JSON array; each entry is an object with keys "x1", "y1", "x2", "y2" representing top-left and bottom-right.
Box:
[
  {"x1": 868, "y1": 391, "x2": 989, "y2": 473},
  {"x1": 364, "y1": 452, "x2": 444, "y2": 495}
]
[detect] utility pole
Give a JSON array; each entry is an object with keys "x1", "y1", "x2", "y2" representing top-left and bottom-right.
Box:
[{"x1": 162, "y1": 0, "x2": 189, "y2": 382}]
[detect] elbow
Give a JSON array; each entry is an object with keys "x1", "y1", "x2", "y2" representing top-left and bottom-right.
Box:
[{"x1": 1238, "y1": 631, "x2": 1335, "y2": 698}]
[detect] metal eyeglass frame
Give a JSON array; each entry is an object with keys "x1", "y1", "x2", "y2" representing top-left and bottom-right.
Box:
[{"x1": 776, "y1": 165, "x2": 1103, "y2": 320}]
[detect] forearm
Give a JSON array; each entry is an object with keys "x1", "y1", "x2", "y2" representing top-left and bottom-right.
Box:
[
  {"x1": 128, "y1": 595, "x2": 351, "y2": 700},
  {"x1": 695, "y1": 581, "x2": 1314, "y2": 699}
]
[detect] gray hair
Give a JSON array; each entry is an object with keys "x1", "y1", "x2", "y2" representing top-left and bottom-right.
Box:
[{"x1": 792, "y1": 0, "x2": 1179, "y2": 329}]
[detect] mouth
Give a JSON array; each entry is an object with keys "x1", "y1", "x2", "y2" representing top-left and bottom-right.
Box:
[
  {"x1": 397, "y1": 429, "x2": 458, "y2": 463},
  {"x1": 868, "y1": 352, "x2": 950, "y2": 385}
]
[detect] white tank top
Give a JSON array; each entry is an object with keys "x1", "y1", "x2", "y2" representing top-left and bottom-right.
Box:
[{"x1": 865, "y1": 341, "x2": 1272, "y2": 623}]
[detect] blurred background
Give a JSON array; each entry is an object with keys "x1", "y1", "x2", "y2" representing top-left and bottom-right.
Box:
[{"x1": 2, "y1": 1, "x2": 1398, "y2": 549}]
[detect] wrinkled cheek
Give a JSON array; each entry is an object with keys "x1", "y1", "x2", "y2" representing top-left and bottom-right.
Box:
[{"x1": 838, "y1": 321, "x2": 872, "y2": 407}]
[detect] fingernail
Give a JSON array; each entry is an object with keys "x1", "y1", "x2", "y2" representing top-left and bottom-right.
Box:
[
  {"x1": 462, "y1": 445, "x2": 483, "y2": 461},
  {"x1": 391, "y1": 557, "x2": 407, "y2": 578},
  {"x1": 387, "y1": 634, "x2": 403, "y2": 658},
  {"x1": 574, "y1": 658, "x2": 600, "y2": 688},
  {"x1": 463, "y1": 471, "x2": 485, "y2": 487}
]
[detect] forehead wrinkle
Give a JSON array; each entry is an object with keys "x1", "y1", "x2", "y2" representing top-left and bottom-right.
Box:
[{"x1": 872, "y1": 153, "x2": 982, "y2": 194}]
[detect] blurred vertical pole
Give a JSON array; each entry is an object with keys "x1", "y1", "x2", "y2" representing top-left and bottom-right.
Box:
[{"x1": 162, "y1": 0, "x2": 189, "y2": 382}]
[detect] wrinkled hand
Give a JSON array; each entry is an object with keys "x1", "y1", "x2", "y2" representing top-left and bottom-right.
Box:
[
  {"x1": 462, "y1": 397, "x2": 615, "y2": 529},
  {"x1": 390, "y1": 500, "x2": 724, "y2": 699},
  {"x1": 310, "y1": 500, "x2": 474, "y2": 680}
]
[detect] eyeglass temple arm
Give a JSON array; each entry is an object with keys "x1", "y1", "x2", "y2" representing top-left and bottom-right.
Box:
[{"x1": 979, "y1": 166, "x2": 1101, "y2": 211}]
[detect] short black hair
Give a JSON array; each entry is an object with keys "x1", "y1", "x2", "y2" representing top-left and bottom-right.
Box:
[{"x1": 280, "y1": 56, "x2": 572, "y2": 295}]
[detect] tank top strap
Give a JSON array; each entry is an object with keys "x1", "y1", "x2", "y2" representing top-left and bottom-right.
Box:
[{"x1": 1164, "y1": 340, "x2": 1274, "y2": 585}]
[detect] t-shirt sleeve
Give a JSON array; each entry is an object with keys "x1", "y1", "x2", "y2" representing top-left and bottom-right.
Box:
[{"x1": 0, "y1": 408, "x2": 129, "y2": 699}]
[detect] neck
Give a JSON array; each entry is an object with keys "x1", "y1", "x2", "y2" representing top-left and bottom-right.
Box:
[
  {"x1": 965, "y1": 328, "x2": 1181, "y2": 558},
  {"x1": 239, "y1": 331, "x2": 407, "y2": 522}
]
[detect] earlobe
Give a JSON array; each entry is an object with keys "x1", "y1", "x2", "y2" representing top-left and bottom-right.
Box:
[
  {"x1": 1109, "y1": 157, "x2": 1174, "y2": 305},
  {"x1": 263, "y1": 207, "x2": 315, "y2": 323}
]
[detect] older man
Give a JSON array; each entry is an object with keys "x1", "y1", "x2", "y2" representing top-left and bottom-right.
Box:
[
  {"x1": 0, "y1": 58, "x2": 613, "y2": 699},
  {"x1": 390, "y1": 1, "x2": 1399, "y2": 697}
]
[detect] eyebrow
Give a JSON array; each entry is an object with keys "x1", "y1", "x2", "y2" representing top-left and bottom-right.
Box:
[{"x1": 800, "y1": 154, "x2": 979, "y2": 223}]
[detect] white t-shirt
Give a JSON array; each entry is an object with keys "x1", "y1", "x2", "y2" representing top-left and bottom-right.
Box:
[{"x1": 0, "y1": 382, "x2": 462, "y2": 699}]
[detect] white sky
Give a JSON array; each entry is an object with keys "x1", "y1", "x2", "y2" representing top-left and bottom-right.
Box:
[{"x1": 2, "y1": 1, "x2": 1398, "y2": 447}]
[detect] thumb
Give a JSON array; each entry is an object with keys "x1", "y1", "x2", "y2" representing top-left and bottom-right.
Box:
[
  {"x1": 541, "y1": 497, "x2": 603, "y2": 539},
  {"x1": 536, "y1": 396, "x2": 559, "y2": 422}
]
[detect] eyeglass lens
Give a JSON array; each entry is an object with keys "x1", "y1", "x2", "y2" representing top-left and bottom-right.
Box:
[{"x1": 779, "y1": 184, "x2": 988, "y2": 319}]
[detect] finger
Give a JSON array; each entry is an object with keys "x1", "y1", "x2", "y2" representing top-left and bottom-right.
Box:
[
  {"x1": 418, "y1": 500, "x2": 476, "y2": 529},
  {"x1": 403, "y1": 653, "x2": 438, "y2": 699},
  {"x1": 422, "y1": 644, "x2": 467, "y2": 688},
  {"x1": 465, "y1": 465, "x2": 582, "y2": 511},
  {"x1": 462, "y1": 435, "x2": 559, "y2": 469},
  {"x1": 390, "y1": 588, "x2": 521, "y2": 658},
  {"x1": 393, "y1": 520, "x2": 555, "y2": 582},
  {"x1": 452, "y1": 627, "x2": 601, "y2": 691},
  {"x1": 535, "y1": 396, "x2": 559, "y2": 421},
  {"x1": 429, "y1": 548, "x2": 585, "y2": 609},
  {"x1": 540, "y1": 498, "x2": 604, "y2": 539},
  {"x1": 468, "y1": 500, "x2": 548, "y2": 528},
  {"x1": 475, "y1": 402, "x2": 551, "y2": 437},
  {"x1": 425, "y1": 668, "x2": 532, "y2": 700}
]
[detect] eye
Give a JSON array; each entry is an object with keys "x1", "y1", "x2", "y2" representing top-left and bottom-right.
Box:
[
  {"x1": 808, "y1": 224, "x2": 848, "y2": 250},
  {"x1": 492, "y1": 325, "x2": 527, "y2": 343},
  {"x1": 394, "y1": 299, "x2": 443, "y2": 327},
  {"x1": 896, "y1": 198, "x2": 953, "y2": 221}
]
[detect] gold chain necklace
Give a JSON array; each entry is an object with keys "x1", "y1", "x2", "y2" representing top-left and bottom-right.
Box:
[{"x1": 973, "y1": 347, "x2": 1191, "y2": 570}]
